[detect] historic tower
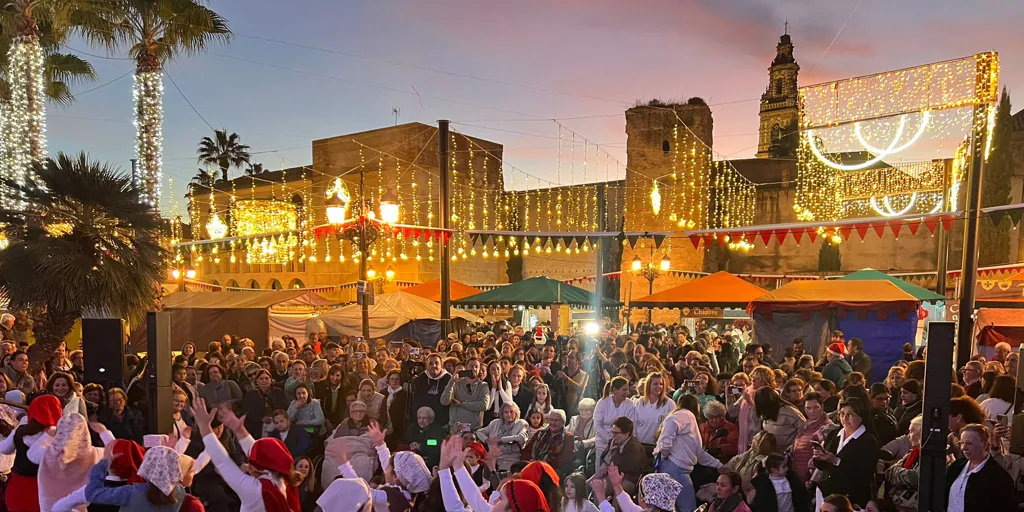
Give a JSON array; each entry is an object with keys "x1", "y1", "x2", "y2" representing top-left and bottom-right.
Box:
[{"x1": 756, "y1": 32, "x2": 800, "y2": 158}]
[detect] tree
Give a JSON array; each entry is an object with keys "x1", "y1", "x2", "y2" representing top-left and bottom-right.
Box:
[
  {"x1": 198, "y1": 129, "x2": 250, "y2": 182},
  {"x1": 0, "y1": 152, "x2": 165, "y2": 369},
  {"x1": 818, "y1": 239, "x2": 841, "y2": 273},
  {"x1": 89, "y1": 0, "x2": 230, "y2": 208},
  {"x1": 979, "y1": 88, "x2": 1013, "y2": 267},
  {"x1": 189, "y1": 168, "x2": 215, "y2": 188},
  {"x1": 246, "y1": 162, "x2": 265, "y2": 176}
]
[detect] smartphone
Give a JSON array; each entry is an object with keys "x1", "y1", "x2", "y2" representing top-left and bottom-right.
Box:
[
  {"x1": 354, "y1": 352, "x2": 367, "y2": 359},
  {"x1": 729, "y1": 385, "x2": 743, "y2": 396},
  {"x1": 684, "y1": 380, "x2": 700, "y2": 392},
  {"x1": 997, "y1": 414, "x2": 1008, "y2": 426},
  {"x1": 811, "y1": 440, "x2": 825, "y2": 451},
  {"x1": 409, "y1": 348, "x2": 421, "y2": 356},
  {"x1": 459, "y1": 369, "x2": 476, "y2": 379}
]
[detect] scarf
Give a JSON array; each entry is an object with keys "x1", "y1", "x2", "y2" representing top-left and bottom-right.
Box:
[
  {"x1": 710, "y1": 493, "x2": 743, "y2": 512},
  {"x1": 904, "y1": 447, "x2": 921, "y2": 469},
  {"x1": 573, "y1": 417, "x2": 592, "y2": 438},
  {"x1": 533, "y1": 428, "x2": 565, "y2": 462},
  {"x1": 259, "y1": 477, "x2": 301, "y2": 512},
  {"x1": 387, "y1": 386, "x2": 401, "y2": 409}
]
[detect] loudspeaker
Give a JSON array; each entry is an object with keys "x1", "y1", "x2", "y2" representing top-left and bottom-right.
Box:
[
  {"x1": 919, "y1": 321, "x2": 955, "y2": 512},
  {"x1": 147, "y1": 312, "x2": 173, "y2": 434},
  {"x1": 82, "y1": 318, "x2": 126, "y2": 384}
]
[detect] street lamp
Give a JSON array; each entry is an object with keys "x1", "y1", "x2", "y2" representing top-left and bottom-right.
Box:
[
  {"x1": 631, "y1": 245, "x2": 669, "y2": 322},
  {"x1": 171, "y1": 267, "x2": 196, "y2": 292},
  {"x1": 379, "y1": 188, "x2": 400, "y2": 225},
  {"x1": 324, "y1": 178, "x2": 350, "y2": 225},
  {"x1": 366, "y1": 265, "x2": 395, "y2": 294}
]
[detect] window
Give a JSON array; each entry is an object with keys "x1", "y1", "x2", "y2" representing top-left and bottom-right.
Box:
[
  {"x1": 775, "y1": 78, "x2": 784, "y2": 96},
  {"x1": 268, "y1": 279, "x2": 282, "y2": 290},
  {"x1": 662, "y1": 140, "x2": 671, "y2": 154},
  {"x1": 288, "y1": 278, "x2": 305, "y2": 289}
]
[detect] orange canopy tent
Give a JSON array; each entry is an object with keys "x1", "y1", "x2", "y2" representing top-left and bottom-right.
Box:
[
  {"x1": 975, "y1": 308, "x2": 1024, "y2": 348},
  {"x1": 401, "y1": 279, "x2": 483, "y2": 302},
  {"x1": 631, "y1": 271, "x2": 768, "y2": 309},
  {"x1": 748, "y1": 280, "x2": 919, "y2": 318}
]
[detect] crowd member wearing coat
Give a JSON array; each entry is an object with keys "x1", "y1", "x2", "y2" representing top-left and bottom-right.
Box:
[
  {"x1": 593, "y1": 377, "x2": 636, "y2": 475},
  {"x1": 819, "y1": 344, "x2": 853, "y2": 388},
  {"x1": 476, "y1": 402, "x2": 530, "y2": 472},
  {"x1": 441, "y1": 359, "x2": 491, "y2": 431},
  {"x1": 598, "y1": 417, "x2": 650, "y2": 493},
  {"x1": 894, "y1": 380, "x2": 923, "y2": 437},
  {"x1": 754, "y1": 387, "x2": 806, "y2": 450},
  {"x1": 522, "y1": 408, "x2": 576, "y2": 475},
  {"x1": 884, "y1": 415, "x2": 924, "y2": 512},
  {"x1": 945, "y1": 424, "x2": 1017, "y2": 512},
  {"x1": 749, "y1": 453, "x2": 810, "y2": 512},
  {"x1": 379, "y1": 370, "x2": 407, "y2": 447},
  {"x1": 700, "y1": 401, "x2": 740, "y2": 464},
  {"x1": 812, "y1": 398, "x2": 879, "y2": 509},
  {"x1": 242, "y1": 369, "x2": 290, "y2": 440},
  {"x1": 197, "y1": 364, "x2": 243, "y2": 407},
  {"x1": 406, "y1": 354, "x2": 452, "y2": 428}
]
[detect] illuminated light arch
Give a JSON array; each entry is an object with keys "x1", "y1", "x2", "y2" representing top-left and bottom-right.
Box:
[
  {"x1": 854, "y1": 111, "x2": 931, "y2": 156},
  {"x1": 807, "y1": 115, "x2": 907, "y2": 171}
]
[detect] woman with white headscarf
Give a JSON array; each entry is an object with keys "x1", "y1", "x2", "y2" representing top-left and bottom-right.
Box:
[
  {"x1": 84, "y1": 445, "x2": 204, "y2": 511},
  {"x1": 30, "y1": 412, "x2": 115, "y2": 512}
]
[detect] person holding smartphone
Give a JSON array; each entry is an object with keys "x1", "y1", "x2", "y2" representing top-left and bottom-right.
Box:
[{"x1": 441, "y1": 358, "x2": 491, "y2": 431}]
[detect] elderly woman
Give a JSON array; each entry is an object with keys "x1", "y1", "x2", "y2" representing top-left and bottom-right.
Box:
[
  {"x1": 523, "y1": 408, "x2": 575, "y2": 474},
  {"x1": 476, "y1": 402, "x2": 530, "y2": 472},
  {"x1": 945, "y1": 423, "x2": 1016, "y2": 512},
  {"x1": 403, "y1": 406, "x2": 445, "y2": 469},
  {"x1": 812, "y1": 398, "x2": 879, "y2": 509},
  {"x1": 884, "y1": 415, "x2": 923, "y2": 512},
  {"x1": 568, "y1": 397, "x2": 596, "y2": 470},
  {"x1": 700, "y1": 400, "x2": 740, "y2": 464},
  {"x1": 332, "y1": 400, "x2": 371, "y2": 438}
]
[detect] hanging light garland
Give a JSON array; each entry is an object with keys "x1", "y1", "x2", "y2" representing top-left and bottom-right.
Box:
[
  {"x1": 3, "y1": 36, "x2": 46, "y2": 210},
  {"x1": 233, "y1": 199, "x2": 299, "y2": 236},
  {"x1": 134, "y1": 71, "x2": 164, "y2": 208}
]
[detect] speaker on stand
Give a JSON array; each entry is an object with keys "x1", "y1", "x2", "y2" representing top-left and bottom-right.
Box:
[
  {"x1": 146, "y1": 312, "x2": 173, "y2": 435},
  {"x1": 82, "y1": 318, "x2": 126, "y2": 387},
  {"x1": 918, "y1": 322, "x2": 955, "y2": 512}
]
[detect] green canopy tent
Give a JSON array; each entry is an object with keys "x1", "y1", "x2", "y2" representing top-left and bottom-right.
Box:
[
  {"x1": 837, "y1": 268, "x2": 946, "y2": 303},
  {"x1": 453, "y1": 276, "x2": 621, "y2": 309}
]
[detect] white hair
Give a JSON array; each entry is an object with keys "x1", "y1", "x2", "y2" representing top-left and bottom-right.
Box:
[
  {"x1": 417, "y1": 406, "x2": 435, "y2": 421},
  {"x1": 910, "y1": 415, "x2": 923, "y2": 434},
  {"x1": 502, "y1": 401, "x2": 521, "y2": 418},
  {"x1": 0, "y1": 314, "x2": 13, "y2": 326},
  {"x1": 548, "y1": 409, "x2": 567, "y2": 423},
  {"x1": 704, "y1": 400, "x2": 727, "y2": 419},
  {"x1": 577, "y1": 398, "x2": 597, "y2": 412}
]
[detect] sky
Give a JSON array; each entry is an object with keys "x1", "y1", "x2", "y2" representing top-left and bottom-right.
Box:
[{"x1": 47, "y1": 0, "x2": 1024, "y2": 215}]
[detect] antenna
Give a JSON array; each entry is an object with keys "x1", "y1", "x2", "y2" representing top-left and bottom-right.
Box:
[{"x1": 392, "y1": 107, "x2": 401, "y2": 126}]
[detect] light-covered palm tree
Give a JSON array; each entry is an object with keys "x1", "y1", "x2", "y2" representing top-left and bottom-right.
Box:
[
  {"x1": 197, "y1": 128, "x2": 250, "y2": 182},
  {"x1": 90, "y1": 0, "x2": 230, "y2": 209}
]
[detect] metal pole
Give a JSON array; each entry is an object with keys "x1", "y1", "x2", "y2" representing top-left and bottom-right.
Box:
[
  {"x1": 359, "y1": 168, "x2": 370, "y2": 340},
  {"x1": 592, "y1": 184, "x2": 606, "y2": 325},
  {"x1": 438, "y1": 120, "x2": 452, "y2": 336},
  {"x1": 647, "y1": 244, "x2": 655, "y2": 323},
  {"x1": 955, "y1": 104, "x2": 990, "y2": 369},
  {"x1": 935, "y1": 159, "x2": 951, "y2": 297}
]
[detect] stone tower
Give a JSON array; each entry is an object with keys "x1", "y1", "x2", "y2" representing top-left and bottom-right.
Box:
[{"x1": 756, "y1": 32, "x2": 800, "y2": 158}]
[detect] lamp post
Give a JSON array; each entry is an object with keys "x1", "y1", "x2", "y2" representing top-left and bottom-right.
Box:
[
  {"x1": 630, "y1": 244, "x2": 670, "y2": 322},
  {"x1": 366, "y1": 265, "x2": 396, "y2": 294},
  {"x1": 170, "y1": 266, "x2": 196, "y2": 293},
  {"x1": 325, "y1": 169, "x2": 400, "y2": 339}
]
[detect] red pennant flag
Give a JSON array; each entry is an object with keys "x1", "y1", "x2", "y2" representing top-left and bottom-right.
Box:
[
  {"x1": 907, "y1": 220, "x2": 921, "y2": 236},
  {"x1": 759, "y1": 230, "x2": 772, "y2": 246},
  {"x1": 870, "y1": 222, "x2": 886, "y2": 238},
  {"x1": 807, "y1": 229, "x2": 818, "y2": 243},
  {"x1": 777, "y1": 229, "x2": 790, "y2": 244},
  {"x1": 717, "y1": 234, "x2": 728, "y2": 247},
  {"x1": 889, "y1": 219, "x2": 904, "y2": 237},
  {"x1": 854, "y1": 223, "x2": 869, "y2": 240},
  {"x1": 941, "y1": 215, "x2": 955, "y2": 233},
  {"x1": 689, "y1": 234, "x2": 701, "y2": 249},
  {"x1": 839, "y1": 225, "x2": 853, "y2": 242},
  {"x1": 703, "y1": 234, "x2": 716, "y2": 247},
  {"x1": 923, "y1": 217, "x2": 939, "y2": 235},
  {"x1": 792, "y1": 229, "x2": 804, "y2": 244}
]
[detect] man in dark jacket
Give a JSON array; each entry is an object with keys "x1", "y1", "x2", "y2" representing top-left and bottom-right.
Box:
[
  {"x1": 847, "y1": 338, "x2": 872, "y2": 379},
  {"x1": 819, "y1": 343, "x2": 853, "y2": 388},
  {"x1": 98, "y1": 388, "x2": 145, "y2": 444},
  {"x1": 406, "y1": 353, "x2": 452, "y2": 428},
  {"x1": 599, "y1": 417, "x2": 650, "y2": 494},
  {"x1": 894, "y1": 379, "x2": 923, "y2": 436}
]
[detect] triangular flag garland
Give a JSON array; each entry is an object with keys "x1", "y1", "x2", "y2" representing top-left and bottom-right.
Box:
[{"x1": 907, "y1": 220, "x2": 921, "y2": 236}]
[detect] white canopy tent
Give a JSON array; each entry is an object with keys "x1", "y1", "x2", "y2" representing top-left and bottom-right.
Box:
[{"x1": 308, "y1": 291, "x2": 482, "y2": 343}]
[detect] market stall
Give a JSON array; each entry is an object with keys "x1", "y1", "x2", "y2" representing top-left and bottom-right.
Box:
[
  {"x1": 749, "y1": 280, "x2": 920, "y2": 383},
  {"x1": 400, "y1": 279, "x2": 483, "y2": 302},
  {"x1": 454, "y1": 276, "x2": 620, "y2": 334},
  {"x1": 130, "y1": 290, "x2": 336, "y2": 351},
  {"x1": 309, "y1": 291, "x2": 482, "y2": 345},
  {"x1": 630, "y1": 271, "x2": 768, "y2": 312},
  {"x1": 974, "y1": 307, "x2": 1024, "y2": 352}
]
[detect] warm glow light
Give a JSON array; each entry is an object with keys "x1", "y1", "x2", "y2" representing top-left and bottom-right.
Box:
[
  {"x1": 171, "y1": 268, "x2": 180, "y2": 280},
  {"x1": 385, "y1": 266, "x2": 395, "y2": 280},
  {"x1": 659, "y1": 254, "x2": 671, "y2": 271},
  {"x1": 379, "y1": 188, "x2": 400, "y2": 224},
  {"x1": 584, "y1": 322, "x2": 600, "y2": 335},
  {"x1": 233, "y1": 200, "x2": 298, "y2": 236},
  {"x1": 185, "y1": 268, "x2": 197, "y2": 279},
  {"x1": 325, "y1": 177, "x2": 350, "y2": 224},
  {"x1": 367, "y1": 267, "x2": 377, "y2": 279},
  {"x1": 206, "y1": 211, "x2": 227, "y2": 239},
  {"x1": 631, "y1": 255, "x2": 642, "y2": 271},
  {"x1": 134, "y1": 71, "x2": 163, "y2": 208},
  {"x1": 650, "y1": 182, "x2": 661, "y2": 215}
]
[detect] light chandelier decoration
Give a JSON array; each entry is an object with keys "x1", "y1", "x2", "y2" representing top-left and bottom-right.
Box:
[
  {"x1": 233, "y1": 199, "x2": 298, "y2": 237},
  {"x1": 324, "y1": 177, "x2": 351, "y2": 224},
  {"x1": 134, "y1": 71, "x2": 164, "y2": 209},
  {"x1": 649, "y1": 182, "x2": 661, "y2": 215},
  {"x1": 206, "y1": 210, "x2": 227, "y2": 239},
  {"x1": 3, "y1": 36, "x2": 46, "y2": 210}
]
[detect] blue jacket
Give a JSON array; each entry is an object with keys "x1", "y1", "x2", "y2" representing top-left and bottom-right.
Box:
[
  {"x1": 85, "y1": 460, "x2": 188, "y2": 510},
  {"x1": 267, "y1": 425, "x2": 311, "y2": 458}
]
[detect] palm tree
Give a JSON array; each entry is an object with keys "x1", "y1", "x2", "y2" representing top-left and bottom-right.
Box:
[
  {"x1": 245, "y1": 162, "x2": 265, "y2": 176},
  {"x1": 0, "y1": 152, "x2": 166, "y2": 368},
  {"x1": 190, "y1": 167, "x2": 215, "y2": 188},
  {"x1": 197, "y1": 128, "x2": 250, "y2": 182},
  {"x1": 89, "y1": 0, "x2": 230, "y2": 209}
]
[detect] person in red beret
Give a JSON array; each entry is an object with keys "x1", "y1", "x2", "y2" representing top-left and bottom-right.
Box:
[
  {"x1": 191, "y1": 395, "x2": 303, "y2": 512},
  {"x1": 0, "y1": 394, "x2": 61, "y2": 512}
]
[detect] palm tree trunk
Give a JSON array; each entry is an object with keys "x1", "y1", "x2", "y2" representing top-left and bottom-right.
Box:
[
  {"x1": 134, "y1": 52, "x2": 164, "y2": 210},
  {"x1": 4, "y1": 7, "x2": 46, "y2": 210}
]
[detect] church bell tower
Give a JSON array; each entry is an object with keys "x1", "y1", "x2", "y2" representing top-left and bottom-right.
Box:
[{"x1": 756, "y1": 30, "x2": 800, "y2": 158}]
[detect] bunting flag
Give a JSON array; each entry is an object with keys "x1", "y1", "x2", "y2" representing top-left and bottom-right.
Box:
[
  {"x1": 870, "y1": 222, "x2": 886, "y2": 239},
  {"x1": 907, "y1": 220, "x2": 921, "y2": 236},
  {"x1": 889, "y1": 219, "x2": 904, "y2": 237}
]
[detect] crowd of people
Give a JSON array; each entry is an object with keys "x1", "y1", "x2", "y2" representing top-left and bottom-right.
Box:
[{"x1": 0, "y1": 317, "x2": 1021, "y2": 512}]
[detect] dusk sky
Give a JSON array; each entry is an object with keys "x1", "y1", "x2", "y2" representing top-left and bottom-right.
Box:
[{"x1": 49, "y1": 0, "x2": 1024, "y2": 213}]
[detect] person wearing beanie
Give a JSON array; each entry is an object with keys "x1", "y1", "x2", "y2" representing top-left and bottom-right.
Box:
[
  {"x1": 324, "y1": 420, "x2": 432, "y2": 511},
  {"x1": 0, "y1": 394, "x2": 61, "y2": 512},
  {"x1": 83, "y1": 446, "x2": 204, "y2": 512},
  {"x1": 819, "y1": 343, "x2": 852, "y2": 388},
  {"x1": 894, "y1": 379, "x2": 922, "y2": 436},
  {"x1": 191, "y1": 395, "x2": 302, "y2": 512}
]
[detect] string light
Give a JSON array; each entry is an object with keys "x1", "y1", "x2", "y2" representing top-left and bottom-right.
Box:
[
  {"x1": 3, "y1": 36, "x2": 46, "y2": 210},
  {"x1": 233, "y1": 199, "x2": 299, "y2": 236},
  {"x1": 133, "y1": 71, "x2": 163, "y2": 208}
]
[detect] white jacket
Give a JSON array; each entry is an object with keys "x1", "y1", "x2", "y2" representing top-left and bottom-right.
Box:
[{"x1": 593, "y1": 397, "x2": 636, "y2": 448}]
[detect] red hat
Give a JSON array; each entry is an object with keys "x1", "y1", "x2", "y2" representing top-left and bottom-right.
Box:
[
  {"x1": 467, "y1": 441, "x2": 487, "y2": 461},
  {"x1": 109, "y1": 439, "x2": 146, "y2": 483},
  {"x1": 27, "y1": 395, "x2": 61, "y2": 427},
  {"x1": 505, "y1": 479, "x2": 550, "y2": 512},
  {"x1": 827, "y1": 343, "x2": 846, "y2": 357},
  {"x1": 248, "y1": 437, "x2": 294, "y2": 475},
  {"x1": 520, "y1": 460, "x2": 559, "y2": 487}
]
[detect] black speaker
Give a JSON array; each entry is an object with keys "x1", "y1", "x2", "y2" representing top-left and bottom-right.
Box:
[
  {"x1": 147, "y1": 312, "x2": 173, "y2": 435},
  {"x1": 919, "y1": 321, "x2": 955, "y2": 512},
  {"x1": 82, "y1": 318, "x2": 126, "y2": 384}
]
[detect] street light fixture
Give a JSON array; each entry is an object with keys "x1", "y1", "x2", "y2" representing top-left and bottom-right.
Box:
[
  {"x1": 631, "y1": 246, "x2": 669, "y2": 323},
  {"x1": 324, "y1": 178, "x2": 350, "y2": 224},
  {"x1": 379, "y1": 188, "x2": 400, "y2": 225},
  {"x1": 660, "y1": 254, "x2": 671, "y2": 271},
  {"x1": 631, "y1": 255, "x2": 642, "y2": 271}
]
